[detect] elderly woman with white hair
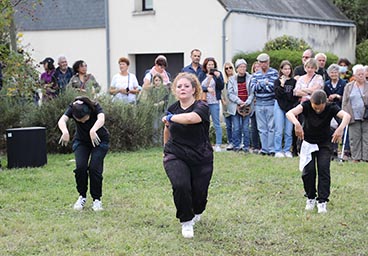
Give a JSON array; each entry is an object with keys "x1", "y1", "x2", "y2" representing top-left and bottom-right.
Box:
[{"x1": 342, "y1": 64, "x2": 368, "y2": 162}]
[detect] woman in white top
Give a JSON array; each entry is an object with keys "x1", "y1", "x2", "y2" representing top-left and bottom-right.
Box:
[
  {"x1": 110, "y1": 57, "x2": 140, "y2": 104},
  {"x1": 294, "y1": 58, "x2": 324, "y2": 103}
]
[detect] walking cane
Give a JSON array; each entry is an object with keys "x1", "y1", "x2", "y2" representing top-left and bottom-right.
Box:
[{"x1": 339, "y1": 125, "x2": 349, "y2": 163}]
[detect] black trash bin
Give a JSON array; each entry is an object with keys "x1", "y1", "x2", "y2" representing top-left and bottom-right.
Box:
[{"x1": 6, "y1": 127, "x2": 47, "y2": 168}]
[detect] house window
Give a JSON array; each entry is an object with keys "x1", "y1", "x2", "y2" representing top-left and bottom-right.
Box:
[
  {"x1": 133, "y1": 0, "x2": 155, "y2": 15},
  {"x1": 143, "y1": 0, "x2": 153, "y2": 11}
]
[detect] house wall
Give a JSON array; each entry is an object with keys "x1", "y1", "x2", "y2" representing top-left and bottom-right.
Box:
[
  {"x1": 229, "y1": 13, "x2": 356, "y2": 64},
  {"x1": 108, "y1": 0, "x2": 227, "y2": 76},
  {"x1": 19, "y1": 28, "x2": 107, "y2": 91}
]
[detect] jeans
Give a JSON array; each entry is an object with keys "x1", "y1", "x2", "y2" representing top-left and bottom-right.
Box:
[
  {"x1": 250, "y1": 113, "x2": 261, "y2": 149},
  {"x1": 209, "y1": 103, "x2": 222, "y2": 145},
  {"x1": 255, "y1": 104, "x2": 275, "y2": 153},
  {"x1": 224, "y1": 115, "x2": 233, "y2": 144},
  {"x1": 163, "y1": 153, "x2": 213, "y2": 222},
  {"x1": 274, "y1": 101, "x2": 293, "y2": 153},
  {"x1": 231, "y1": 113, "x2": 250, "y2": 150},
  {"x1": 302, "y1": 142, "x2": 331, "y2": 203},
  {"x1": 73, "y1": 140, "x2": 109, "y2": 200}
]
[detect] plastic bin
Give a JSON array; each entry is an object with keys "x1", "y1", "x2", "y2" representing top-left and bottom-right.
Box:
[{"x1": 6, "y1": 127, "x2": 47, "y2": 168}]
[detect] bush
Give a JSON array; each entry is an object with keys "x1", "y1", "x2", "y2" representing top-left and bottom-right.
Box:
[
  {"x1": 356, "y1": 39, "x2": 368, "y2": 64},
  {"x1": 263, "y1": 35, "x2": 310, "y2": 52}
]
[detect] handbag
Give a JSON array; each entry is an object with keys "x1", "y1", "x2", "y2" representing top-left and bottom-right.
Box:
[
  {"x1": 237, "y1": 105, "x2": 251, "y2": 117},
  {"x1": 363, "y1": 105, "x2": 368, "y2": 120}
]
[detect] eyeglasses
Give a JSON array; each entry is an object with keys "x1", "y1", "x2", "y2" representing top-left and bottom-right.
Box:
[{"x1": 225, "y1": 67, "x2": 233, "y2": 70}]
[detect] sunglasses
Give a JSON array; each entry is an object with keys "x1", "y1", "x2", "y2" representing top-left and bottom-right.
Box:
[{"x1": 225, "y1": 66, "x2": 233, "y2": 70}]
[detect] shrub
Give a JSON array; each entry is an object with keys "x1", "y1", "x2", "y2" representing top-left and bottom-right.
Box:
[
  {"x1": 356, "y1": 39, "x2": 368, "y2": 64},
  {"x1": 263, "y1": 35, "x2": 310, "y2": 52}
]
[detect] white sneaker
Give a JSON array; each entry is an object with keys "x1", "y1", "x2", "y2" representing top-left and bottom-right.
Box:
[
  {"x1": 284, "y1": 151, "x2": 293, "y2": 158},
  {"x1": 214, "y1": 145, "x2": 222, "y2": 152},
  {"x1": 181, "y1": 220, "x2": 194, "y2": 238},
  {"x1": 92, "y1": 199, "x2": 103, "y2": 211},
  {"x1": 226, "y1": 144, "x2": 234, "y2": 151},
  {"x1": 275, "y1": 152, "x2": 285, "y2": 158},
  {"x1": 73, "y1": 196, "x2": 86, "y2": 210},
  {"x1": 305, "y1": 198, "x2": 316, "y2": 211},
  {"x1": 192, "y1": 214, "x2": 201, "y2": 224},
  {"x1": 317, "y1": 202, "x2": 327, "y2": 213}
]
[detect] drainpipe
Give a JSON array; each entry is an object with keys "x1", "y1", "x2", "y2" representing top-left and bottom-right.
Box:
[
  {"x1": 222, "y1": 9, "x2": 233, "y2": 65},
  {"x1": 105, "y1": 0, "x2": 111, "y2": 89}
]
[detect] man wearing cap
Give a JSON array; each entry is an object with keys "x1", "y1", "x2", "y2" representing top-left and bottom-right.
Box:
[
  {"x1": 39, "y1": 57, "x2": 59, "y2": 101},
  {"x1": 227, "y1": 59, "x2": 254, "y2": 152},
  {"x1": 181, "y1": 49, "x2": 205, "y2": 80},
  {"x1": 251, "y1": 53, "x2": 278, "y2": 155},
  {"x1": 54, "y1": 55, "x2": 73, "y2": 93}
]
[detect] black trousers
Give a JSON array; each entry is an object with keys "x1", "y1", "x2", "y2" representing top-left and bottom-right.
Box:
[
  {"x1": 302, "y1": 142, "x2": 331, "y2": 203},
  {"x1": 73, "y1": 140, "x2": 109, "y2": 200},
  {"x1": 163, "y1": 153, "x2": 213, "y2": 222}
]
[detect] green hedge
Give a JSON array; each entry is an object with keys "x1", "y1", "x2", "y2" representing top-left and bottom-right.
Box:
[
  {"x1": 0, "y1": 88, "x2": 171, "y2": 154},
  {"x1": 356, "y1": 39, "x2": 368, "y2": 64}
]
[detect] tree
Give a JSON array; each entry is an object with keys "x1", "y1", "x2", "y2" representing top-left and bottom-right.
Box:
[
  {"x1": 332, "y1": 0, "x2": 368, "y2": 44},
  {"x1": 0, "y1": 0, "x2": 42, "y2": 99}
]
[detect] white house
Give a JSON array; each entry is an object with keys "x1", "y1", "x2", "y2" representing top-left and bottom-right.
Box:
[{"x1": 15, "y1": 0, "x2": 355, "y2": 91}]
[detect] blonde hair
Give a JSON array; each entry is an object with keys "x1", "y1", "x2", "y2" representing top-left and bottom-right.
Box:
[
  {"x1": 172, "y1": 72, "x2": 202, "y2": 100},
  {"x1": 304, "y1": 58, "x2": 318, "y2": 69},
  {"x1": 223, "y1": 61, "x2": 235, "y2": 84}
]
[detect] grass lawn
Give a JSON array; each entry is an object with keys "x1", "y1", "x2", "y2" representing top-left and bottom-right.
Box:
[{"x1": 0, "y1": 148, "x2": 367, "y2": 255}]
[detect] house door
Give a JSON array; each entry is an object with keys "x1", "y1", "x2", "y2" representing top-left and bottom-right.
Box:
[{"x1": 136, "y1": 53, "x2": 184, "y2": 85}]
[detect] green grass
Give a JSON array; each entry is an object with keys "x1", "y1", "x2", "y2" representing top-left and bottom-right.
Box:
[{"x1": 0, "y1": 149, "x2": 367, "y2": 255}]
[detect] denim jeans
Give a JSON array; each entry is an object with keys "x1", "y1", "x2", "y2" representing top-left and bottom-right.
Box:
[
  {"x1": 224, "y1": 115, "x2": 233, "y2": 144},
  {"x1": 73, "y1": 140, "x2": 109, "y2": 200},
  {"x1": 302, "y1": 142, "x2": 331, "y2": 203},
  {"x1": 209, "y1": 103, "x2": 222, "y2": 145},
  {"x1": 274, "y1": 101, "x2": 293, "y2": 153},
  {"x1": 250, "y1": 113, "x2": 261, "y2": 149},
  {"x1": 231, "y1": 113, "x2": 250, "y2": 150},
  {"x1": 255, "y1": 104, "x2": 275, "y2": 153}
]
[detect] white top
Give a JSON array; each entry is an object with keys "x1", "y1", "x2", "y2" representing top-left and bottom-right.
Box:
[
  {"x1": 299, "y1": 140, "x2": 319, "y2": 172},
  {"x1": 111, "y1": 73, "x2": 140, "y2": 103}
]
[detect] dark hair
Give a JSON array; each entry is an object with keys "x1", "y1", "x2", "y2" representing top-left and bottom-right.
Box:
[
  {"x1": 152, "y1": 74, "x2": 163, "y2": 84},
  {"x1": 72, "y1": 96, "x2": 96, "y2": 118},
  {"x1": 310, "y1": 90, "x2": 327, "y2": 105},
  {"x1": 337, "y1": 58, "x2": 351, "y2": 67},
  {"x1": 72, "y1": 60, "x2": 86, "y2": 74},
  {"x1": 202, "y1": 57, "x2": 218, "y2": 73},
  {"x1": 118, "y1": 57, "x2": 130, "y2": 66},
  {"x1": 279, "y1": 60, "x2": 293, "y2": 78},
  {"x1": 46, "y1": 62, "x2": 55, "y2": 71},
  {"x1": 155, "y1": 58, "x2": 167, "y2": 67}
]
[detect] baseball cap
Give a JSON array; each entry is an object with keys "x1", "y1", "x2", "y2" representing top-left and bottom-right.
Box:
[
  {"x1": 235, "y1": 59, "x2": 247, "y2": 68},
  {"x1": 40, "y1": 57, "x2": 54, "y2": 65}
]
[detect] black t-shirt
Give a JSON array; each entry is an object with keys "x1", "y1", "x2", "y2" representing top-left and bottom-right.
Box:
[
  {"x1": 301, "y1": 101, "x2": 340, "y2": 144},
  {"x1": 164, "y1": 100, "x2": 213, "y2": 164},
  {"x1": 274, "y1": 78, "x2": 298, "y2": 112},
  {"x1": 294, "y1": 65, "x2": 306, "y2": 77},
  {"x1": 64, "y1": 102, "x2": 109, "y2": 144}
]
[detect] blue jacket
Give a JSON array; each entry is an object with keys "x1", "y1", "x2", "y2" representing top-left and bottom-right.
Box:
[
  {"x1": 181, "y1": 64, "x2": 205, "y2": 78},
  {"x1": 324, "y1": 78, "x2": 346, "y2": 107}
]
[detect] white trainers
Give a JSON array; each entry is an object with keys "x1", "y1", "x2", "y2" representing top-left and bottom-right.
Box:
[
  {"x1": 214, "y1": 145, "x2": 222, "y2": 152},
  {"x1": 275, "y1": 152, "x2": 285, "y2": 158},
  {"x1": 73, "y1": 196, "x2": 86, "y2": 210},
  {"x1": 317, "y1": 202, "x2": 327, "y2": 213},
  {"x1": 305, "y1": 198, "x2": 316, "y2": 211},
  {"x1": 92, "y1": 199, "x2": 103, "y2": 211},
  {"x1": 181, "y1": 220, "x2": 194, "y2": 238},
  {"x1": 226, "y1": 143, "x2": 234, "y2": 150},
  {"x1": 284, "y1": 151, "x2": 293, "y2": 158},
  {"x1": 192, "y1": 214, "x2": 201, "y2": 224}
]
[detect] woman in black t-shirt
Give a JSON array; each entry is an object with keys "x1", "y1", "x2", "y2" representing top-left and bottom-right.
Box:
[
  {"x1": 58, "y1": 96, "x2": 109, "y2": 212},
  {"x1": 162, "y1": 73, "x2": 213, "y2": 239}
]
